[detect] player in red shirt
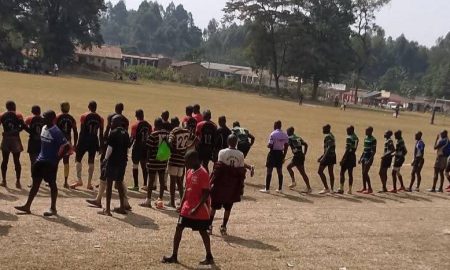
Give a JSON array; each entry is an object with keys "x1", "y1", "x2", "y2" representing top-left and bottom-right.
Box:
[
  {"x1": 192, "y1": 104, "x2": 203, "y2": 124},
  {"x1": 181, "y1": 105, "x2": 195, "y2": 128},
  {"x1": 162, "y1": 150, "x2": 214, "y2": 265},
  {"x1": 71, "y1": 101, "x2": 104, "y2": 190},
  {"x1": 55, "y1": 102, "x2": 78, "y2": 188},
  {"x1": 0, "y1": 101, "x2": 26, "y2": 189}
]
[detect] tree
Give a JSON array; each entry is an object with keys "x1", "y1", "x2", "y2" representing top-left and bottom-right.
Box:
[
  {"x1": 23, "y1": 0, "x2": 106, "y2": 64},
  {"x1": 224, "y1": 0, "x2": 291, "y2": 96},
  {"x1": 351, "y1": 0, "x2": 390, "y2": 103},
  {"x1": 0, "y1": 0, "x2": 28, "y2": 64}
]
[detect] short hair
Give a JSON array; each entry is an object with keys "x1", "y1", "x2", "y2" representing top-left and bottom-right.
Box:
[
  {"x1": 154, "y1": 117, "x2": 163, "y2": 129},
  {"x1": 193, "y1": 104, "x2": 200, "y2": 112},
  {"x1": 366, "y1": 126, "x2": 373, "y2": 133},
  {"x1": 43, "y1": 110, "x2": 56, "y2": 122},
  {"x1": 115, "y1": 103, "x2": 124, "y2": 114},
  {"x1": 88, "y1": 101, "x2": 97, "y2": 111},
  {"x1": 347, "y1": 125, "x2": 354, "y2": 133},
  {"x1": 185, "y1": 150, "x2": 199, "y2": 161},
  {"x1": 31, "y1": 105, "x2": 41, "y2": 115},
  {"x1": 61, "y1": 102, "x2": 70, "y2": 113},
  {"x1": 233, "y1": 121, "x2": 240, "y2": 128},
  {"x1": 171, "y1": 117, "x2": 180, "y2": 127},
  {"x1": 186, "y1": 105, "x2": 194, "y2": 115},
  {"x1": 227, "y1": 134, "x2": 238, "y2": 147},
  {"x1": 6, "y1": 100, "x2": 16, "y2": 111},
  {"x1": 274, "y1": 120, "x2": 282, "y2": 129},
  {"x1": 287, "y1": 127, "x2": 294, "y2": 134},
  {"x1": 394, "y1": 130, "x2": 402, "y2": 137},
  {"x1": 218, "y1": 116, "x2": 226, "y2": 123},
  {"x1": 135, "y1": 109, "x2": 144, "y2": 119},
  {"x1": 203, "y1": 110, "x2": 211, "y2": 121}
]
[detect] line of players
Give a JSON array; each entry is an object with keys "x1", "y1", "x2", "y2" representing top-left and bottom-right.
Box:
[
  {"x1": 0, "y1": 101, "x2": 256, "y2": 209},
  {"x1": 262, "y1": 121, "x2": 450, "y2": 195}
]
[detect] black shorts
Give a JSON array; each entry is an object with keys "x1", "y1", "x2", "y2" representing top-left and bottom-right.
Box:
[
  {"x1": 381, "y1": 157, "x2": 393, "y2": 169},
  {"x1": 32, "y1": 161, "x2": 58, "y2": 183},
  {"x1": 27, "y1": 140, "x2": 41, "y2": 155},
  {"x1": 266, "y1": 150, "x2": 284, "y2": 168},
  {"x1": 412, "y1": 157, "x2": 424, "y2": 172},
  {"x1": 393, "y1": 156, "x2": 405, "y2": 168},
  {"x1": 105, "y1": 162, "x2": 127, "y2": 182},
  {"x1": 198, "y1": 146, "x2": 213, "y2": 162},
  {"x1": 178, "y1": 216, "x2": 211, "y2": 231},
  {"x1": 320, "y1": 154, "x2": 336, "y2": 166},
  {"x1": 341, "y1": 153, "x2": 356, "y2": 169},
  {"x1": 1, "y1": 135, "x2": 23, "y2": 153},
  {"x1": 289, "y1": 154, "x2": 305, "y2": 167},
  {"x1": 75, "y1": 144, "x2": 97, "y2": 162},
  {"x1": 237, "y1": 142, "x2": 251, "y2": 158},
  {"x1": 446, "y1": 157, "x2": 450, "y2": 173},
  {"x1": 211, "y1": 202, "x2": 233, "y2": 211},
  {"x1": 131, "y1": 145, "x2": 147, "y2": 164}
]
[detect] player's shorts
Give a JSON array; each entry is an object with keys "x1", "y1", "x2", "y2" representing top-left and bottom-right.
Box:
[
  {"x1": 412, "y1": 157, "x2": 424, "y2": 172},
  {"x1": 289, "y1": 154, "x2": 305, "y2": 167},
  {"x1": 266, "y1": 150, "x2": 284, "y2": 168},
  {"x1": 434, "y1": 155, "x2": 447, "y2": 170},
  {"x1": 198, "y1": 146, "x2": 213, "y2": 162},
  {"x1": 27, "y1": 139, "x2": 41, "y2": 155},
  {"x1": 211, "y1": 202, "x2": 233, "y2": 211},
  {"x1": 446, "y1": 156, "x2": 450, "y2": 173},
  {"x1": 320, "y1": 154, "x2": 337, "y2": 166},
  {"x1": 105, "y1": 162, "x2": 127, "y2": 182},
  {"x1": 237, "y1": 142, "x2": 251, "y2": 158},
  {"x1": 1, "y1": 135, "x2": 23, "y2": 153},
  {"x1": 341, "y1": 153, "x2": 356, "y2": 169},
  {"x1": 393, "y1": 156, "x2": 405, "y2": 170},
  {"x1": 32, "y1": 160, "x2": 58, "y2": 183},
  {"x1": 168, "y1": 165, "x2": 185, "y2": 177},
  {"x1": 76, "y1": 142, "x2": 98, "y2": 161},
  {"x1": 381, "y1": 157, "x2": 393, "y2": 169},
  {"x1": 131, "y1": 145, "x2": 147, "y2": 164},
  {"x1": 178, "y1": 216, "x2": 211, "y2": 231}
]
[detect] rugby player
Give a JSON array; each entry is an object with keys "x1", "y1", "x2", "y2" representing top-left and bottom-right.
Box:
[
  {"x1": 286, "y1": 127, "x2": 311, "y2": 193},
  {"x1": 24, "y1": 106, "x2": 45, "y2": 187},
  {"x1": 318, "y1": 124, "x2": 336, "y2": 194},
  {"x1": 378, "y1": 130, "x2": 395, "y2": 193},
  {"x1": 390, "y1": 130, "x2": 407, "y2": 193},
  {"x1": 358, "y1": 127, "x2": 377, "y2": 194},
  {"x1": 195, "y1": 110, "x2": 217, "y2": 171},
  {"x1": 407, "y1": 131, "x2": 425, "y2": 192},
  {"x1": 338, "y1": 126, "x2": 358, "y2": 194}
]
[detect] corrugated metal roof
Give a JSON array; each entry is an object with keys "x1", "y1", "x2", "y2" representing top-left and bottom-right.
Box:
[
  {"x1": 75, "y1": 45, "x2": 122, "y2": 59},
  {"x1": 171, "y1": 61, "x2": 197, "y2": 67}
]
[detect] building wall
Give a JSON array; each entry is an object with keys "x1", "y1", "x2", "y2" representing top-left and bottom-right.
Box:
[
  {"x1": 76, "y1": 55, "x2": 121, "y2": 71},
  {"x1": 175, "y1": 64, "x2": 207, "y2": 82}
]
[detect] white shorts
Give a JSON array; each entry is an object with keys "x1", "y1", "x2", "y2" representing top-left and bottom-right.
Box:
[{"x1": 168, "y1": 166, "x2": 185, "y2": 177}]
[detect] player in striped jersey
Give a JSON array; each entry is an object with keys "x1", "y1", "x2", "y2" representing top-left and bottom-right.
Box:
[
  {"x1": 140, "y1": 118, "x2": 170, "y2": 208},
  {"x1": 358, "y1": 127, "x2": 377, "y2": 194},
  {"x1": 338, "y1": 126, "x2": 358, "y2": 194},
  {"x1": 391, "y1": 130, "x2": 407, "y2": 193},
  {"x1": 55, "y1": 102, "x2": 78, "y2": 188},
  {"x1": 129, "y1": 109, "x2": 152, "y2": 191},
  {"x1": 71, "y1": 101, "x2": 104, "y2": 190},
  {"x1": 168, "y1": 117, "x2": 190, "y2": 208},
  {"x1": 378, "y1": 130, "x2": 394, "y2": 193},
  {"x1": 286, "y1": 127, "x2": 311, "y2": 193},
  {"x1": 318, "y1": 124, "x2": 336, "y2": 194},
  {"x1": 24, "y1": 106, "x2": 45, "y2": 187}
]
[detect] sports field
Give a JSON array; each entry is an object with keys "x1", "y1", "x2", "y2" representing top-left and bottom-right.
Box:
[{"x1": 1, "y1": 71, "x2": 450, "y2": 269}]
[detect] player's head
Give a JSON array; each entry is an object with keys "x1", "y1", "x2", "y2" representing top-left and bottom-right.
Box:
[
  {"x1": 5, "y1": 100, "x2": 16, "y2": 111},
  {"x1": 171, "y1": 117, "x2": 180, "y2": 128},
  {"x1": 218, "y1": 116, "x2": 226, "y2": 127},
  {"x1": 111, "y1": 114, "x2": 123, "y2": 130},
  {"x1": 441, "y1": 130, "x2": 448, "y2": 138},
  {"x1": 203, "y1": 110, "x2": 211, "y2": 121},
  {"x1": 135, "y1": 109, "x2": 144, "y2": 120},
  {"x1": 115, "y1": 103, "x2": 124, "y2": 114},
  {"x1": 31, "y1": 105, "x2": 41, "y2": 116},
  {"x1": 274, "y1": 120, "x2": 282, "y2": 130},
  {"x1": 227, "y1": 134, "x2": 238, "y2": 148},
  {"x1": 365, "y1": 126, "x2": 373, "y2": 136},
  {"x1": 233, "y1": 121, "x2": 240, "y2": 128},
  {"x1": 161, "y1": 111, "x2": 169, "y2": 121},
  {"x1": 60, "y1": 102, "x2": 70, "y2": 113},
  {"x1": 186, "y1": 105, "x2": 194, "y2": 116},
  {"x1": 154, "y1": 117, "x2": 163, "y2": 130},
  {"x1": 186, "y1": 117, "x2": 197, "y2": 131},
  {"x1": 415, "y1": 131, "x2": 422, "y2": 140},
  {"x1": 394, "y1": 130, "x2": 402, "y2": 139},
  {"x1": 384, "y1": 130, "x2": 393, "y2": 139},
  {"x1": 346, "y1": 125, "x2": 354, "y2": 136},
  {"x1": 193, "y1": 104, "x2": 200, "y2": 113},
  {"x1": 323, "y1": 124, "x2": 331, "y2": 134},
  {"x1": 43, "y1": 110, "x2": 56, "y2": 127},
  {"x1": 88, "y1": 101, "x2": 97, "y2": 112},
  {"x1": 287, "y1": 127, "x2": 294, "y2": 136},
  {"x1": 185, "y1": 150, "x2": 200, "y2": 169}
]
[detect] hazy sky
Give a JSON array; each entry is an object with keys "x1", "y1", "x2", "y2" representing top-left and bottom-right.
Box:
[{"x1": 115, "y1": 0, "x2": 450, "y2": 47}]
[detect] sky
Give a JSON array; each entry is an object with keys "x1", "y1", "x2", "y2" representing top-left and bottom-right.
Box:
[{"x1": 115, "y1": 0, "x2": 450, "y2": 47}]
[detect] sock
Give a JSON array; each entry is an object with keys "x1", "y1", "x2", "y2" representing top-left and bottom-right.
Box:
[
  {"x1": 133, "y1": 168, "x2": 139, "y2": 187},
  {"x1": 76, "y1": 162, "x2": 82, "y2": 181},
  {"x1": 96, "y1": 180, "x2": 106, "y2": 201},
  {"x1": 348, "y1": 185, "x2": 352, "y2": 192},
  {"x1": 64, "y1": 164, "x2": 70, "y2": 179},
  {"x1": 88, "y1": 163, "x2": 94, "y2": 183}
]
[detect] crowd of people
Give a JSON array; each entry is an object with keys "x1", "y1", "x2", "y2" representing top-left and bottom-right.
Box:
[{"x1": 1, "y1": 100, "x2": 450, "y2": 265}]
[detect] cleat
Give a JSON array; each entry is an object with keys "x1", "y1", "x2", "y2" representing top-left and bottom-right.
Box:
[{"x1": 319, "y1": 188, "x2": 330, "y2": 194}]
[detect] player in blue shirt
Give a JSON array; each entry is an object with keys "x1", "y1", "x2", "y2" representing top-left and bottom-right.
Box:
[
  {"x1": 15, "y1": 110, "x2": 71, "y2": 216},
  {"x1": 429, "y1": 130, "x2": 450, "y2": 192},
  {"x1": 407, "y1": 132, "x2": 425, "y2": 192}
]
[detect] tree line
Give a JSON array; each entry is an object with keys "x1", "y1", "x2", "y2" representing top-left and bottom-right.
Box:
[{"x1": 0, "y1": 0, "x2": 449, "y2": 99}]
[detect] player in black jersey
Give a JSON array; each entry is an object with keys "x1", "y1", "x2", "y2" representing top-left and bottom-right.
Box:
[
  {"x1": 195, "y1": 110, "x2": 217, "y2": 172},
  {"x1": 0, "y1": 101, "x2": 25, "y2": 189},
  {"x1": 128, "y1": 109, "x2": 152, "y2": 191},
  {"x1": 71, "y1": 101, "x2": 104, "y2": 190},
  {"x1": 24, "y1": 106, "x2": 45, "y2": 187},
  {"x1": 101, "y1": 103, "x2": 129, "y2": 161},
  {"x1": 55, "y1": 102, "x2": 78, "y2": 188},
  {"x1": 214, "y1": 116, "x2": 231, "y2": 162}
]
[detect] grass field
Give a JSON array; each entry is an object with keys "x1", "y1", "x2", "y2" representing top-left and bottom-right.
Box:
[{"x1": 1, "y1": 71, "x2": 450, "y2": 270}]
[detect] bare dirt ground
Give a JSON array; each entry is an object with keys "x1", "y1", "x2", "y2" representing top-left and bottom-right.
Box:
[{"x1": 1, "y1": 71, "x2": 450, "y2": 270}]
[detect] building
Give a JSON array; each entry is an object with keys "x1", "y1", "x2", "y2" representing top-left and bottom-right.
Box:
[
  {"x1": 342, "y1": 88, "x2": 370, "y2": 104},
  {"x1": 74, "y1": 45, "x2": 122, "y2": 71},
  {"x1": 122, "y1": 54, "x2": 172, "y2": 69},
  {"x1": 201, "y1": 62, "x2": 259, "y2": 84},
  {"x1": 171, "y1": 61, "x2": 208, "y2": 83}
]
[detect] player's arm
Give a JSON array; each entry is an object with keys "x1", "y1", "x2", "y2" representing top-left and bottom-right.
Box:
[
  {"x1": 23, "y1": 117, "x2": 32, "y2": 134},
  {"x1": 302, "y1": 140, "x2": 308, "y2": 156},
  {"x1": 189, "y1": 188, "x2": 210, "y2": 215},
  {"x1": 370, "y1": 140, "x2": 377, "y2": 162},
  {"x1": 248, "y1": 132, "x2": 255, "y2": 146},
  {"x1": 72, "y1": 119, "x2": 79, "y2": 148},
  {"x1": 98, "y1": 118, "x2": 105, "y2": 154},
  {"x1": 283, "y1": 142, "x2": 289, "y2": 158}
]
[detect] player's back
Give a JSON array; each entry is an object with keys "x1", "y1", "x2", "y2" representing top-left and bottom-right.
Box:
[
  {"x1": 147, "y1": 129, "x2": 170, "y2": 171},
  {"x1": 198, "y1": 121, "x2": 217, "y2": 148},
  {"x1": 169, "y1": 127, "x2": 191, "y2": 167},
  {"x1": 218, "y1": 148, "x2": 245, "y2": 168},
  {"x1": 56, "y1": 113, "x2": 76, "y2": 139},
  {"x1": 79, "y1": 112, "x2": 103, "y2": 141},
  {"x1": 0, "y1": 111, "x2": 24, "y2": 136},
  {"x1": 133, "y1": 120, "x2": 152, "y2": 148},
  {"x1": 26, "y1": 115, "x2": 45, "y2": 141}
]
